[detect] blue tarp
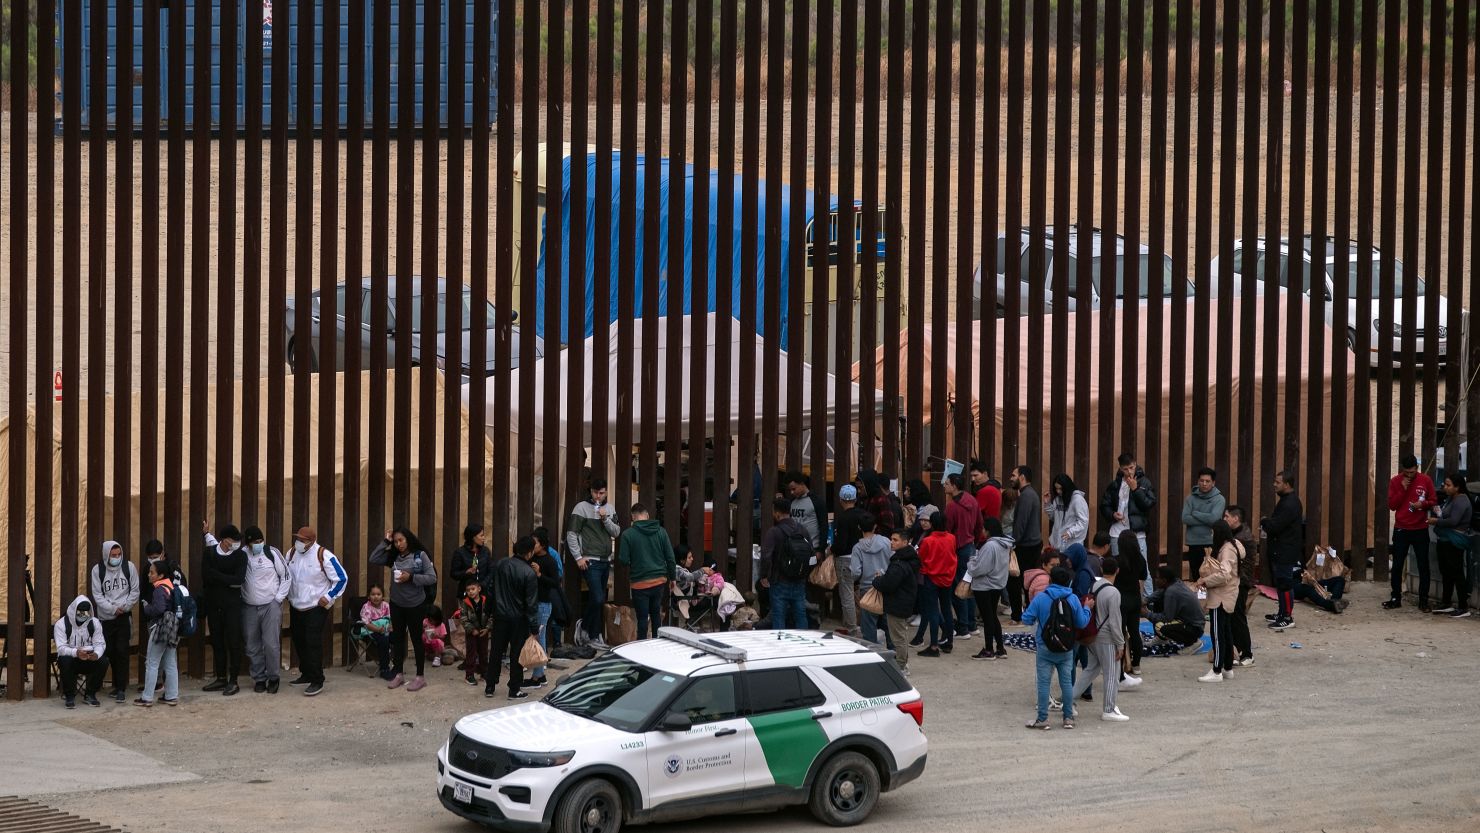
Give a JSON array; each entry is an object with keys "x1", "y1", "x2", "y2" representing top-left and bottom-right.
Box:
[{"x1": 533, "y1": 152, "x2": 815, "y2": 347}]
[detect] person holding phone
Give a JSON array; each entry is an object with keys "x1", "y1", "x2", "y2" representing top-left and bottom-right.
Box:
[{"x1": 567, "y1": 478, "x2": 622, "y2": 649}]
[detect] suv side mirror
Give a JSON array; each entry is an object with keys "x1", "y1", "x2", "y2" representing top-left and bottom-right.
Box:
[{"x1": 659, "y1": 712, "x2": 692, "y2": 733}]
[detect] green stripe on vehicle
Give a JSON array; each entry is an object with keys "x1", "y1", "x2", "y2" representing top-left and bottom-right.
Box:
[{"x1": 746, "y1": 709, "x2": 829, "y2": 789}]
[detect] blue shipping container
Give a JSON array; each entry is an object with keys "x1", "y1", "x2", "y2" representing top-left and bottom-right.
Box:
[{"x1": 60, "y1": 0, "x2": 497, "y2": 130}]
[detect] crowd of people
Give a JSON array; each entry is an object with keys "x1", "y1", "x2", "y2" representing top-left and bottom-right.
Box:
[{"x1": 51, "y1": 450, "x2": 1474, "y2": 724}]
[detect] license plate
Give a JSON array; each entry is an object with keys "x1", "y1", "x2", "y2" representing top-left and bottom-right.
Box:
[{"x1": 453, "y1": 783, "x2": 473, "y2": 804}]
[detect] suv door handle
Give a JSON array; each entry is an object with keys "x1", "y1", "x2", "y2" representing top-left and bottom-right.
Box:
[
  {"x1": 714, "y1": 728, "x2": 737, "y2": 737},
  {"x1": 810, "y1": 711, "x2": 833, "y2": 721}
]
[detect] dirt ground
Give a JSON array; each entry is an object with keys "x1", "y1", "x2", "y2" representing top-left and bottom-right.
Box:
[{"x1": 4, "y1": 581, "x2": 1478, "y2": 833}]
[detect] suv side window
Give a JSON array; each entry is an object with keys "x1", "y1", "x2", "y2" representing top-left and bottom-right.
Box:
[
  {"x1": 821, "y1": 662, "x2": 910, "y2": 699},
  {"x1": 666, "y1": 675, "x2": 740, "y2": 723},
  {"x1": 743, "y1": 669, "x2": 826, "y2": 715}
]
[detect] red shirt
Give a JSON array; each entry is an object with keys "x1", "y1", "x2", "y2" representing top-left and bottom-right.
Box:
[
  {"x1": 945, "y1": 493, "x2": 983, "y2": 549},
  {"x1": 918, "y1": 532, "x2": 959, "y2": 587},
  {"x1": 976, "y1": 484, "x2": 1002, "y2": 521},
  {"x1": 1388, "y1": 473, "x2": 1437, "y2": 531}
]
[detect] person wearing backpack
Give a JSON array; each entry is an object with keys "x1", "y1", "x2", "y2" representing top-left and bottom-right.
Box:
[
  {"x1": 136, "y1": 559, "x2": 181, "y2": 707},
  {"x1": 370, "y1": 526, "x2": 439, "y2": 692},
  {"x1": 239, "y1": 526, "x2": 291, "y2": 694},
  {"x1": 758, "y1": 499, "x2": 812, "y2": 629},
  {"x1": 1021, "y1": 566, "x2": 1092, "y2": 730},
  {"x1": 286, "y1": 526, "x2": 347, "y2": 697},
  {"x1": 90, "y1": 540, "x2": 140, "y2": 703},
  {"x1": 1069, "y1": 558, "x2": 1128, "y2": 722},
  {"x1": 54, "y1": 596, "x2": 109, "y2": 709}
]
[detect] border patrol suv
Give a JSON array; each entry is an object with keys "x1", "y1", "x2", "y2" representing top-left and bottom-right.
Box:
[{"x1": 436, "y1": 628, "x2": 928, "y2": 833}]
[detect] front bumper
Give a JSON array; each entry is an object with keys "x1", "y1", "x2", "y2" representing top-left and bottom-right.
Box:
[{"x1": 437, "y1": 745, "x2": 553, "y2": 833}]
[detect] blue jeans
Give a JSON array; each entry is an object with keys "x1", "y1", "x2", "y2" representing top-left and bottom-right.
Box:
[
  {"x1": 860, "y1": 607, "x2": 893, "y2": 649},
  {"x1": 632, "y1": 585, "x2": 665, "y2": 640},
  {"x1": 1035, "y1": 646, "x2": 1076, "y2": 722},
  {"x1": 953, "y1": 545, "x2": 977, "y2": 632},
  {"x1": 531, "y1": 602, "x2": 553, "y2": 678},
  {"x1": 582, "y1": 559, "x2": 611, "y2": 640},
  {"x1": 141, "y1": 633, "x2": 179, "y2": 703},
  {"x1": 912, "y1": 583, "x2": 954, "y2": 646},
  {"x1": 768, "y1": 580, "x2": 809, "y2": 629}
]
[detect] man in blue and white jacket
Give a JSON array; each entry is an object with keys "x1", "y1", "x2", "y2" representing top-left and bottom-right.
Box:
[{"x1": 286, "y1": 526, "x2": 347, "y2": 697}]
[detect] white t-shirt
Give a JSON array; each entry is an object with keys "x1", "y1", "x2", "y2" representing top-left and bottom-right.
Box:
[{"x1": 1109, "y1": 480, "x2": 1131, "y2": 538}]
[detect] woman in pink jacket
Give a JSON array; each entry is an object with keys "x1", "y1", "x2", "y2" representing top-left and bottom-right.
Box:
[{"x1": 1195, "y1": 520, "x2": 1242, "y2": 683}]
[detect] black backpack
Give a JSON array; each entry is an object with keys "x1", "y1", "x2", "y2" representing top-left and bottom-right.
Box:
[
  {"x1": 1040, "y1": 594, "x2": 1078, "y2": 653},
  {"x1": 778, "y1": 526, "x2": 813, "y2": 581}
]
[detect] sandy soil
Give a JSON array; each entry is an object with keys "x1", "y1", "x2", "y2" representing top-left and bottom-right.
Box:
[{"x1": 6, "y1": 581, "x2": 1478, "y2": 832}]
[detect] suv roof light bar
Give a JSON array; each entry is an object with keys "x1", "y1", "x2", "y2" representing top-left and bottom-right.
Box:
[{"x1": 657, "y1": 627, "x2": 749, "y2": 662}]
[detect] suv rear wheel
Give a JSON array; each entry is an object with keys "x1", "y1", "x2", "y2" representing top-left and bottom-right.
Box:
[
  {"x1": 553, "y1": 778, "x2": 623, "y2": 833},
  {"x1": 808, "y1": 750, "x2": 880, "y2": 827}
]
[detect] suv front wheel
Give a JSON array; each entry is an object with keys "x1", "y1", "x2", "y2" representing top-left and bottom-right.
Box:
[
  {"x1": 553, "y1": 778, "x2": 623, "y2": 833},
  {"x1": 808, "y1": 751, "x2": 881, "y2": 827}
]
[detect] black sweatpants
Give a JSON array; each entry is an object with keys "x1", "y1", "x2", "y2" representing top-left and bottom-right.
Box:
[
  {"x1": 58, "y1": 655, "x2": 108, "y2": 698},
  {"x1": 972, "y1": 589, "x2": 1005, "y2": 653},
  {"x1": 208, "y1": 595, "x2": 245, "y2": 682},
  {"x1": 389, "y1": 602, "x2": 428, "y2": 677},
  {"x1": 1208, "y1": 607, "x2": 1234, "y2": 673},
  {"x1": 1010, "y1": 543, "x2": 1042, "y2": 622},
  {"x1": 1122, "y1": 606, "x2": 1143, "y2": 669},
  {"x1": 101, "y1": 615, "x2": 132, "y2": 692},
  {"x1": 290, "y1": 606, "x2": 329, "y2": 685},
  {"x1": 488, "y1": 617, "x2": 529, "y2": 695},
  {"x1": 1436, "y1": 539, "x2": 1470, "y2": 610},
  {"x1": 1230, "y1": 584, "x2": 1254, "y2": 661}
]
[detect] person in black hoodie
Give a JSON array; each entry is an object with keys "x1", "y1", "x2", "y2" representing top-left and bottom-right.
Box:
[
  {"x1": 527, "y1": 535, "x2": 563, "y2": 688},
  {"x1": 450, "y1": 523, "x2": 493, "y2": 595},
  {"x1": 871, "y1": 529, "x2": 922, "y2": 676},
  {"x1": 487, "y1": 536, "x2": 541, "y2": 701},
  {"x1": 1260, "y1": 469, "x2": 1304, "y2": 631},
  {"x1": 200, "y1": 523, "x2": 247, "y2": 696}
]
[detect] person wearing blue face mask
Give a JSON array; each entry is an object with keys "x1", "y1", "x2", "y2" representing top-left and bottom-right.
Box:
[
  {"x1": 90, "y1": 540, "x2": 140, "y2": 702},
  {"x1": 240, "y1": 526, "x2": 292, "y2": 694}
]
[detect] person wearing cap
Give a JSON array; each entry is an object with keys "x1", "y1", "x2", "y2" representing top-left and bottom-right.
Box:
[
  {"x1": 200, "y1": 523, "x2": 248, "y2": 696},
  {"x1": 831, "y1": 483, "x2": 871, "y2": 637},
  {"x1": 285, "y1": 526, "x2": 347, "y2": 697}
]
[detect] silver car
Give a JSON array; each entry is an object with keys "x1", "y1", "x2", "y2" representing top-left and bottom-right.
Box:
[{"x1": 974, "y1": 226, "x2": 1191, "y2": 318}]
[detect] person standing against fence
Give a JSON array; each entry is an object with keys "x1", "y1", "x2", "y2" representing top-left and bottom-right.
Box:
[
  {"x1": 370, "y1": 527, "x2": 438, "y2": 692},
  {"x1": 832, "y1": 484, "x2": 870, "y2": 637},
  {"x1": 1181, "y1": 468, "x2": 1226, "y2": 580},
  {"x1": 616, "y1": 504, "x2": 679, "y2": 641},
  {"x1": 286, "y1": 527, "x2": 346, "y2": 697},
  {"x1": 1261, "y1": 469, "x2": 1305, "y2": 631},
  {"x1": 487, "y1": 537, "x2": 540, "y2": 700},
  {"x1": 967, "y1": 518, "x2": 1012, "y2": 660},
  {"x1": 1045, "y1": 474, "x2": 1090, "y2": 552},
  {"x1": 944, "y1": 474, "x2": 984, "y2": 640},
  {"x1": 1224, "y1": 506, "x2": 1258, "y2": 667},
  {"x1": 135, "y1": 560, "x2": 180, "y2": 707},
  {"x1": 1428, "y1": 474, "x2": 1473, "y2": 618},
  {"x1": 567, "y1": 479, "x2": 621, "y2": 649},
  {"x1": 759, "y1": 499, "x2": 812, "y2": 630},
  {"x1": 1008, "y1": 466, "x2": 1042, "y2": 626},
  {"x1": 1101, "y1": 452, "x2": 1158, "y2": 596},
  {"x1": 1113, "y1": 530, "x2": 1147, "y2": 683},
  {"x1": 200, "y1": 525, "x2": 247, "y2": 697},
  {"x1": 239, "y1": 526, "x2": 291, "y2": 695},
  {"x1": 1385, "y1": 454, "x2": 1437, "y2": 611},
  {"x1": 970, "y1": 460, "x2": 1003, "y2": 522},
  {"x1": 852, "y1": 513, "x2": 892, "y2": 645},
  {"x1": 527, "y1": 532, "x2": 563, "y2": 687},
  {"x1": 451, "y1": 524, "x2": 493, "y2": 596},
  {"x1": 90, "y1": 541, "x2": 140, "y2": 703}
]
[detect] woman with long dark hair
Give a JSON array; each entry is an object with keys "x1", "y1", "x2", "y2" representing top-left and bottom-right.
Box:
[
  {"x1": 451, "y1": 523, "x2": 491, "y2": 594},
  {"x1": 369, "y1": 527, "x2": 439, "y2": 691},
  {"x1": 1429, "y1": 474, "x2": 1474, "y2": 618},
  {"x1": 1196, "y1": 520, "x2": 1240, "y2": 683},
  {"x1": 1114, "y1": 529, "x2": 1148, "y2": 679},
  {"x1": 1044, "y1": 474, "x2": 1090, "y2": 550}
]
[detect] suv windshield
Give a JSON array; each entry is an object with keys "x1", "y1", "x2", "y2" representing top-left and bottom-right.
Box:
[{"x1": 543, "y1": 654, "x2": 683, "y2": 733}]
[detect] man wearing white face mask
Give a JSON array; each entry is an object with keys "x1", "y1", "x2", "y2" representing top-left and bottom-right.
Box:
[
  {"x1": 239, "y1": 526, "x2": 292, "y2": 694},
  {"x1": 91, "y1": 540, "x2": 140, "y2": 702},
  {"x1": 286, "y1": 526, "x2": 346, "y2": 697}
]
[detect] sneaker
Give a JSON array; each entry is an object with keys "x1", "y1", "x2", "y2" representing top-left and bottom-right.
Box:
[
  {"x1": 222, "y1": 682, "x2": 240, "y2": 697},
  {"x1": 956, "y1": 630, "x2": 976, "y2": 640},
  {"x1": 995, "y1": 650, "x2": 1008, "y2": 659},
  {"x1": 1026, "y1": 718, "x2": 1052, "y2": 730},
  {"x1": 161, "y1": 698, "x2": 179, "y2": 707},
  {"x1": 918, "y1": 647, "x2": 941, "y2": 658},
  {"x1": 1101, "y1": 709, "x2": 1130, "y2": 722},
  {"x1": 1079, "y1": 691, "x2": 1093, "y2": 702},
  {"x1": 1119, "y1": 674, "x2": 1143, "y2": 689},
  {"x1": 1199, "y1": 669, "x2": 1224, "y2": 683},
  {"x1": 1048, "y1": 698, "x2": 1063, "y2": 712},
  {"x1": 971, "y1": 649, "x2": 996, "y2": 660},
  {"x1": 485, "y1": 684, "x2": 498, "y2": 698},
  {"x1": 131, "y1": 698, "x2": 150, "y2": 708},
  {"x1": 1221, "y1": 670, "x2": 1233, "y2": 681},
  {"x1": 83, "y1": 693, "x2": 101, "y2": 707},
  {"x1": 1451, "y1": 609, "x2": 1472, "y2": 619},
  {"x1": 465, "y1": 675, "x2": 479, "y2": 686},
  {"x1": 202, "y1": 678, "x2": 227, "y2": 693},
  {"x1": 572, "y1": 621, "x2": 587, "y2": 647},
  {"x1": 432, "y1": 657, "x2": 442, "y2": 668},
  {"x1": 939, "y1": 642, "x2": 954, "y2": 654},
  {"x1": 386, "y1": 674, "x2": 406, "y2": 689},
  {"x1": 908, "y1": 636, "x2": 925, "y2": 648},
  {"x1": 521, "y1": 677, "x2": 547, "y2": 689},
  {"x1": 1432, "y1": 606, "x2": 1456, "y2": 615},
  {"x1": 406, "y1": 676, "x2": 427, "y2": 692},
  {"x1": 1234, "y1": 656, "x2": 1255, "y2": 668},
  {"x1": 304, "y1": 682, "x2": 324, "y2": 697},
  {"x1": 289, "y1": 675, "x2": 312, "y2": 686},
  {"x1": 112, "y1": 689, "x2": 126, "y2": 703},
  {"x1": 254, "y1": 681, "x2": 268, "y2": 694},
  {"x1": 1381, "y1": 599, "x2": 1402, "y2": 610},
  {"x1": 1268, "y1": 618, "x2": 1295, "y2": 631},
  {"x1": 1336, "y1": 599, "x2": 1351, "y2": 613},
  {"x1": 64, "y1": 696, "x2": 76, "y2": 709},
  {"x1": 508, "y1": 690, "x2": 530, "y2": 701},
  {"x1": 267, "y1": 678, "x2": 280, "y2": 694},
  {"x1": 1062, "y1": 718, "x2": 1075, "y2": 730},
  {"x1": 1264, "y1": 613, "x2": 1280, "y2": 621}
]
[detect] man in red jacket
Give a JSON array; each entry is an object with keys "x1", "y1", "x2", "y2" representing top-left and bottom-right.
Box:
[
  {"x1": 970, "y1": 460, "x2": 1003, "y2": 521},
  {"x1": 1385, "y1": 454, "x2": 1436, "y2": 611}
]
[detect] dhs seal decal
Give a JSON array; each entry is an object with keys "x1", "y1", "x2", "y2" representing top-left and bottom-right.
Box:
[{"x1": 664, "y1": 755, "x2": 684, "y2": 778}]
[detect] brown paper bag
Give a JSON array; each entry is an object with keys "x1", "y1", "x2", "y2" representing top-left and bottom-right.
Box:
[
  {"x1": 954, "y1": 580, "x2": 973, "y2": 600},
  {"x1": 1008, "y1": 549, "x2": 1021, "y2": 578},
  {"x1": 518, "y1": 635, "x2": 549, "y2": 668},
  {"x1": 604, "y1": 603, "x2": 638, "y2": 646},
  {"x1": 809, "y1": 555, "x2": 839, "y2": 590},
  {"x1": 858, "y1": 587, "x2": 885, "y2": 615}
]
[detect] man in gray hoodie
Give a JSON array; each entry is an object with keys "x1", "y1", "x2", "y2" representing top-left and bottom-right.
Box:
[
  {"x1": 1071, "y1": 558, "x2": 1128, "y2": 722},
  {"x1": 54, "y1": 596, "x2": 109, "y2": 708},
  {"x1": 1181, "y1": 467, "x2": 1227, "y2": 580},
  {"x1": 90, "y1": 541, "x2": 140, "y2": 702},
  {"x1": 849, "y1": 511, "x2": 892, "y2": 642},
  {"x1": 567, "y1": 478, "x2": 622, "y2": 648}
]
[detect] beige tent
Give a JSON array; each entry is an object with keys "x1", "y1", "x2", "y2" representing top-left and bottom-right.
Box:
[
  {"x1": 0, "y1": 370, "x2": 494, "y2": 622},
  {"x1": 855, "y1": 296, "x2": 1374, "y2": 550}
]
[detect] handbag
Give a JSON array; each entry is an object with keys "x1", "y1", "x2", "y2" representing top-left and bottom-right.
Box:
[
  {"x1": 858, "y1": 587, "x2": 885, "y2": 615},
  {"x1": 809, "y1": 554, "x2": 839, "y2": 590},
  {"x1": 1008, "y1": 549, "x2": 1021, "y2": 578},
  {"x1": 954, "y1": 580, "x2": 973, "y2": 600}
]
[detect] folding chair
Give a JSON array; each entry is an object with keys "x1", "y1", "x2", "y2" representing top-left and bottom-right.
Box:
[{"x1": 343, "y1": 598, "x2": 379, "y2": 677}]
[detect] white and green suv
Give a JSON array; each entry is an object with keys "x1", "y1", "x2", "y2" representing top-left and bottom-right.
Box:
[{"x1": 436, "y1": 628, "x2": 928, "y2": 833}]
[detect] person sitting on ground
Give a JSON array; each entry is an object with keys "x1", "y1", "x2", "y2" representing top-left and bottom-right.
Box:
[
  {"x1": 1144, "y1": 566, "x2": 1206, "y2": 648},
  {"x1": 1293, "y1": 547, "x2": 1352, "y2": 615},
  {"x1": 360, "y1": 585, "x2": 394, "y2": 681},
  {"x1": 55, "y1": 596, "x2": 108, "y2": 709},
  {"x1": 422, "y1": 606, "x2": 448, "y2": 667}
]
